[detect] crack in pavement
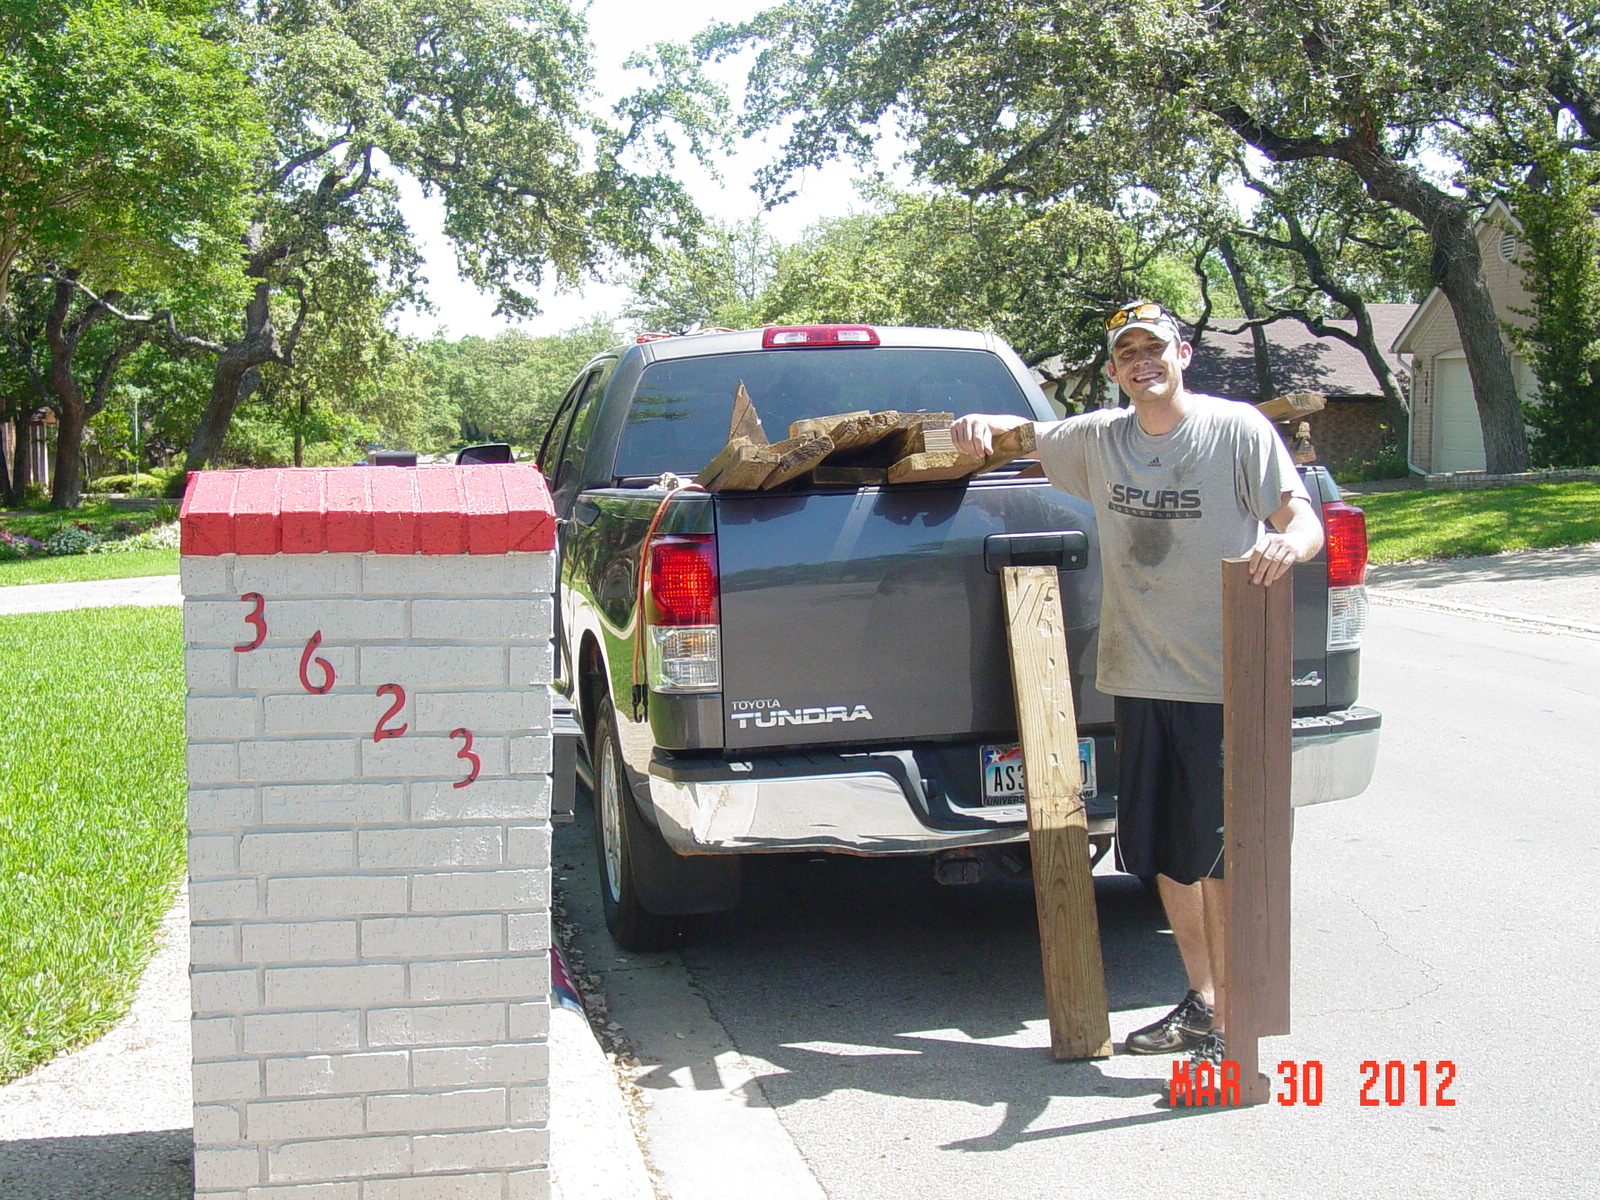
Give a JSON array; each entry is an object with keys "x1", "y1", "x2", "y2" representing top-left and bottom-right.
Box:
[{"x1": 1299, "y1": 889, "x2": 1445, "y2": 1018}]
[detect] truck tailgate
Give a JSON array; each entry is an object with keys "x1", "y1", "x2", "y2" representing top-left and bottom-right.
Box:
[{"x1": 715, "y1": 478, "x2": 1109, "y2": 750}]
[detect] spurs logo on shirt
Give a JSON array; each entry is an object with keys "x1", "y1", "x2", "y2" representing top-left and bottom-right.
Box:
[{"x1": 1108, "y1": 482, "x2": 1203, "y2": 519}]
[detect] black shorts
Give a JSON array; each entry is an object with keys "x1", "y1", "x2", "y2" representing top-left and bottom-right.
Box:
[{"x1": 1114, "y1": 696, "x2": 1225, "y2": 885}]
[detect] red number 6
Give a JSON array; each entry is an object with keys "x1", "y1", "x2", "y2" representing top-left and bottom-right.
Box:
[
  {"x1": 298, "y1": 631, "x2": 335, "y2": 694},
  {"x1": 450, "y1": 728, "x2": 481, "y2": 789},
  {"x1": 234, "y1": 593, "x2": 266, "y2": 652},
  {"x1": 373, "y1": 684, "x2": 408, "y2": 741}
]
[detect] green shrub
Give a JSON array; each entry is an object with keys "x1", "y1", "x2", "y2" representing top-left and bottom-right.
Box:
[
  {"x1": 91, "y1": 521, "x2": 180, "y2": 553},
  {"x1": 43, "y1": 525, "x2": 102, "y2": 555},
  {"x1": 88, "y1": 473, "x2": 164, "y2": 496}
]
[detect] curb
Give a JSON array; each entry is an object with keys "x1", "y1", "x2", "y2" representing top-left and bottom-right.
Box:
[{"x1": 1368, "y1": 586, "x2": 1600, "y2": 639}]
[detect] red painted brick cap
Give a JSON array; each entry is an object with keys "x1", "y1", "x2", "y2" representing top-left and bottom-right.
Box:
[{"x1": 179, "y1": 465, "x2": 556, "y2": 555}]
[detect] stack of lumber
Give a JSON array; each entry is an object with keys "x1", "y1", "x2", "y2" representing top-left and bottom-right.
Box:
[
  {"x1": 694, "y1": 382, "x2": 1038, "y2": 493},
  {"x1": 1253, "y1": 391, "x2": 1325, "y2": 465}
]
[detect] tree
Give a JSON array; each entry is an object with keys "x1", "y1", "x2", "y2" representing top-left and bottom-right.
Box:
[
  {"x1": 181, "y1": 0, "x2": 705, "y2": 474},
  {"x1": 708, "y1": 0, "x2": 1600, "y2": 472},
  {"x1": 624, "y1": 218, "x2": 780, "y2": 334}
]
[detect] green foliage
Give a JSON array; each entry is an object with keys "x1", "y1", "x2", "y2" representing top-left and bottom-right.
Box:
[
  {"x1": 0, "y1": 547, "x2": 176, "y2": 586},
  {"x1": 87, "y1": 474, "x2": 164, "y2": 497},
  {"x1": 42, "y1": 524, "x2": 101, "y2": 555},
  {"x1": 0, "y1": 608, "x2": 186, "y2": 1082},
  {"x1": 625, "y1": 218, "x2": 779, "y2": 334},
  {"x1": 1359, "y1": 482, "x2": 1600, "y2": 563}
]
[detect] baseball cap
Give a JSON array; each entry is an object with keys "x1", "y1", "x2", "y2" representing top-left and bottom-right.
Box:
[{"x1": 1104, "y1": 301, "x2": 1183, "y2": 351}]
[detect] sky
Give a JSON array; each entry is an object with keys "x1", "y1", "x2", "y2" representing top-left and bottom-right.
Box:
[{"x1": 394, "y1": 0, "x2": 896, "y2": 341}]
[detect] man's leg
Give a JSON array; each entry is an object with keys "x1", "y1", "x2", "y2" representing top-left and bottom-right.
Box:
[
  {"x1": 1199, "y1": 876, "x2": 1227, "y2": 1031},
  {"x1": 1156, "y1": 874, "x2": 1215, "y2": 1011}
]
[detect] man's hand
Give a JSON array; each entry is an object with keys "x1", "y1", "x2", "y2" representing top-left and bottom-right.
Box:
[
  {"x1": 1251, "y1": 494, "x2": 1325, "y2": 586},
  {"x1": 951, "y1": 414, "x2": 1032, "y2": 459}
]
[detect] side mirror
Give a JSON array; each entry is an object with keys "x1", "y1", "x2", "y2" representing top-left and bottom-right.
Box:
[{"x1": 456, "y1": 443, "x2": 514, "y2": 466}]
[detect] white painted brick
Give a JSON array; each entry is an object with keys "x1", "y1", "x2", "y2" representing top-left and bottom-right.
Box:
[
  {"x1": 361, "y1": 735, "x2": 505, "y2": 782},
  {"x1": 181, "y1": 555, "x2": 232, "y2": 597},
  {"x1": 507, "y1": 734, "x2": 552, "y2": 776},
  {"x1": 189, "y1": 788, "x2": 260, "y2": 833},
  {"x1": 507, "y1": 1167, "x2": 551, "y2": 1200},
  {"x1": 506, "y1": 826, "x2": 548, "y2": 867},
  {"x1": 359, "y1": 645, "x2": 505, "y2": 688},
  {"x1": 193, "y1": 1016, "x2": 241, "y2": 1059},
  {"x1": 189, "y1": 742, "x2": 241, "y2": 786},
  {"x1": 261, "y1": 784, "x2": 404, "y2": 828},
  {"x1": 412, "y1": 1128, "x2": 547, "y2": 1174},
  {"x1": 363, "y1": 1174, "x2": 502, "y2": 1200},
  {"x1": 411, "y1": 957, "x2": 542, "y2": 1004},
  {"x1": 240, "y1": 1011, "x2": 361, "y2": 1055},
  {"x1": 251, "y1": 599, "x2": 407, "y2": 643},
  {"x1": 186, "y1": 599, "x2": 274, "y2": 649},
  {"x1": 246, "y1": 1185, "x2": 357, "y2": 1200},
  {"x1": 264, "y1": 964, "x2": 406, "y2": 1008},
  {"x1": 240, "y1": 832, "x2": 354, "y2": 873},
  {"x1": 410, "y1": 598, "x2": 551, "y2": 642},
  {"x1": 246, "y1": 1096, "x2": 363, "y2": 1141},
  {"x1": 360, "y1": 915, "x2": 502, "y2": 960},
  {"x1": 363, "y1": 554, "x2": 531, "y2": 596},
  {"x1": 193, "y1": 1103, "x2": 242, "y2": 1143},
  {"x1": 410, "y1": 870, "x2": 548, "y2": 914},
  {"x1": 508, "y1": 1084, "x2": 549, "y2": 1127},
  {"x1": 195, "y1": 1145, "x2": 261, "y2": 1190},
  {"x1": 505, "y1": 915, "x2": 550, "y2": 954},
  {"x1": 411, "y1": 778, "x2": 547, "y2": 823},
  {"x1": 265, "y1": 1136, "x2": 411, "y2": 1183},
  {"x1": 358, "y1": 828, "x2": 502, "y2": 871},
  {"x1": 190, "y1": 835, "x2": 239, "y2": 877},
  {"x1": 266, "y1": 876, "x2": 407, "y2": 919},
  {"x1": 508, "y1": 1002, "x2": 549, "y2": 1043},
  {"x1": 264, "y1": 693, "x2": 401, "y2": 737},
  {"x1": 240, "y1": 738, "x2": 360, "y2": 785},
  {"x1": 236, "y1": 645, "x2": 358, "y2": 693},
  {"x1": 191, "y1": 924, "x2": 241, "y2": 967},
  {"x1": 242, "y1": 921, "x2": 359, "y2": 963},
  {"x1": 192, "y1": 879, "x2": 263, "y2": 922},
  {"x1": 412, "y1": 1043, "x2": 547, "y2": 1089},
  {"x1": 508, "y1": 644, "x2": 555, "y2": 688},
  {"x1": 365, "y1": 1003, "x2": 506, "y2": 1049},
  {"x1": 264, "y1": 1052, "x2": 410, "y2": 1098},
  {"x1": 412, "y1": 690, "x2": 550, "y2": 736},
  {"x1": 188, "y1": 697, "x2": 260, "y2": 740},
  {"x1": 193, "y1": 968, "x2": 262, "y2": 1013},
  {"x1": 193, "y1": 1058, "x2": 264, "y2": 1104},
  {"x1": 365, "y1": 1087, "x2": 505, "y2": 1134},
  {"x1": 517, "y1": 552, "x2": 556, "y2": 593},
  {"x1": 234, "y1": 554, "x2": 364, "y2": 598},
  {"x1": 185, "y1": 648, "x2": 239, "y2": 691}
]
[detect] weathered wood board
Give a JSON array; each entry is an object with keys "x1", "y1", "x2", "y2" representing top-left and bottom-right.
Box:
[{"x1": 1254, "y1": 391, "x2": 1326, "y2": 422}]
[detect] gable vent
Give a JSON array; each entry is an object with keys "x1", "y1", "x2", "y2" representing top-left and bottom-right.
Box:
[{"x1": 1500, "y1": 231, "x2": 1517, "y2": 262}]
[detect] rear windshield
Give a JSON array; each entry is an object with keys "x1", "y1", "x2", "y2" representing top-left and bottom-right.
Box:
[{"x1": 612, "y1": 346, "x2": 1035, "y2": 479}]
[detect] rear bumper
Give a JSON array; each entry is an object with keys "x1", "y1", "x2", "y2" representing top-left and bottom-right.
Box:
[{"x1": 645, "y1": 706, "x2": 1381, "y2": 854}]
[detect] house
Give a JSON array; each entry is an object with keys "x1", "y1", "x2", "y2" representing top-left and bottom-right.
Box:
[{"x1": 1392, "y1": 198, "x2": 1536, "y2": 473}]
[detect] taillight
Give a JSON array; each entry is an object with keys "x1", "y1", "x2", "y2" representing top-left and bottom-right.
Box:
[
  {"x1": 645, "y1": 535, "x2": 720, "y2": 692},
  {"x1": 1323, "y1": 501, "x2": 1368, "y2": 651},
  {"x1": 762, "y1": 324, "x2": 880, "y2": 348}
]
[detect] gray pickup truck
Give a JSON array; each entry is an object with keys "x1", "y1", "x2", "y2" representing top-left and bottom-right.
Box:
[{"x1": 536, "y1": 324, "x2": 1380, "y2": 950}]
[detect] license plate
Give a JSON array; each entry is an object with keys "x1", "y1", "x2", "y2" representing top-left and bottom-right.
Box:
[{"x1": 981, "y1": 739, "x2": 1097, "y2": 804}]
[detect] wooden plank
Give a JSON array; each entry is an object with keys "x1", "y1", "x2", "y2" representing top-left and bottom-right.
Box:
[
  {"x1": 761, "y1": 434, "x2": 834, "y2": 488},
  {"x1": 1221, "y1": 557, "x2": 1295, "y2": 1105},
  {"x1": 697, "y1": 441, "x2": 781, "y2": 492},
  {"x1": 788, "y1": 410, "x2": 871, "y2": 442},
  {"x1": 827, "y1": 410, "x2": 908, "y2": 453},
  {"x1": 729, "y1": 380, "x2": 769, "y2": 444},
  {"x1": 693, "y1": 438, "x2": 752, "y2": 489},
  {"x1": 1254, "y1": 391, "x2": 1326, "y2": 422},
  {"x1": 978, "y1": 421, "x2": 1038, "y2": 473},
  {"x1": 809, "y1": 465, "x2": 888, "y2": 487},
  {"x1": 886, "y1": 450, "x2": 982, "y2": 484},
  {"x1": 1001, "y1": 565, "x2": 1112, "y2": 1062}
]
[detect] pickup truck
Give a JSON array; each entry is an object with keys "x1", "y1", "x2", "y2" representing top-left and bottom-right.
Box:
[{"x1": 535, "y1": 324, "x2": 1381, "y2": 950}]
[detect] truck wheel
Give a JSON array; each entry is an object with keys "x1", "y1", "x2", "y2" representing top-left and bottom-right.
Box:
[{"x1": 591, "y1": 705, "x2": 739, "y2": 950}]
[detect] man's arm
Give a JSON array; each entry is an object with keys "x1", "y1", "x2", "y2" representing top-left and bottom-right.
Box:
[
  {"x1": 1249, "y1": 493, "x2": 1324, "y2": 586},
  {"x1": 950, "y1": 413, "x2": 1034, "y2": 458}
]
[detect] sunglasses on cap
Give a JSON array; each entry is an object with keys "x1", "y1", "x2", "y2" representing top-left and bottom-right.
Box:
[{"x1": 1103, "y1": 301, "x2": 1169, "y2": 331}]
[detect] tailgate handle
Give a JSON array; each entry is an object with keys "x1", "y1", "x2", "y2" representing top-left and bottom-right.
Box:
[{"x1": 983, "y1": 530, "x2": 1089, "y2": 573}]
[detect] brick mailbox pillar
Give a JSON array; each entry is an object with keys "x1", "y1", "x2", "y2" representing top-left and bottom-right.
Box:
[{"x1": 179, "y1": 465, "x2": 557, "y2": 1199}]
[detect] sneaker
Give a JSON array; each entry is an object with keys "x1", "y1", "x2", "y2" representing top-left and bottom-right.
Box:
[
  {"x1": 1187, "y1": 1028, "x2": 1225, "y2": 1068},
  {"x1": 1124, "y1": 990, "x2": 1214, "y2": 1055}
]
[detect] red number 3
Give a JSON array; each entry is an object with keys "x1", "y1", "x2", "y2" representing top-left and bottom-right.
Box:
[
  {"x1": 235, "y1": 593, "x2": 267, "y2": 652},
  {"x1": 450, "y1": 728, "x2": 480, "y2": 789},
  {"x1": 373, "y1": 684, "x2": 408, "y2": 741},
  {"x1": 299, "y1": 631, "x2": 335, "y2": 694}
]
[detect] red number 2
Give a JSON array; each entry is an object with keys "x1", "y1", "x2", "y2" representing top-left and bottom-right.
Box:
[
  {"x1": 450, "y1": 728, "x2": 481, "y2": 789},
  {"x1": 1358, "y1": 1060, "x2": 1379, "y2": 1106},
  {"x1": 235, "y1": 593, "x2": 267, "y2": 652},
  {"x1": 299, "y1": 631, "x2": 335, "y2": 694},
  {"x1": 373, "y1": 684, "x2": 409, "y2": 741}
]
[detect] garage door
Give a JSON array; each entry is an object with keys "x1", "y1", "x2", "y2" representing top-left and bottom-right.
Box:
[{"x1": 1434, "y1": 356, "x2": 1486, "y2": 472}]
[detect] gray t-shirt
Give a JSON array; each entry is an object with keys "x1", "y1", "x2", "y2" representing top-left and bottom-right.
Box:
[{"x1": 1033, "y1": 394, "x2": 1309, "y2": 703}]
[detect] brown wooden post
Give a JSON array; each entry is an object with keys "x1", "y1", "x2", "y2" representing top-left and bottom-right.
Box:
[
  {"x1": 1221, "y1": 557, "x2": 1295, "y2": 1105},
  {"x1": 1001, "y1": 565, "x2": 1112, "y2": 1061}
]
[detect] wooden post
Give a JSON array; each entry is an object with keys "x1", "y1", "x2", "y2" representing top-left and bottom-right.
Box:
[
  {"x1": 1001, "y1": 565, "x2": 1112, "y2": 1061},
  {"x1": 1220, "y1": 557, "x2": 1295, "y2": 1105}
]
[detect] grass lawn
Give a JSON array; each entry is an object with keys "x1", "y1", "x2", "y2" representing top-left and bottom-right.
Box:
[
  {"x1": 0, "y1": 501, "x2": 172, "y2": 541},
  {"x1": 1357, "y1": 481, "x2": 1600, "y2": 565},
  {"x1": 0, "y1": 549, "x2": 179, "y2": 587},
  {"x1": 0, "y1": 608, "x2": 186, "y2": 1083}
]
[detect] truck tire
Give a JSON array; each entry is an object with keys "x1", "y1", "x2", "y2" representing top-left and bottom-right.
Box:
[{"x1": 591, "y1": 704, "x2": 739, "y2": 950}]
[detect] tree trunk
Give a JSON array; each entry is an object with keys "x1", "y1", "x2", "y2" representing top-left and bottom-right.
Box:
[
  {"x1": 7, "y1": 410, "x2": 30, "y2": 505},
  {"x1": 44, "y1": 277, "x2": 92, "y2": 509},
  {"x1": 1218, "y1": 237, "x2": 1274, "y2": 401},
  {"x1": 185, "y1": 278, "x2": 279, "y2": 473}
]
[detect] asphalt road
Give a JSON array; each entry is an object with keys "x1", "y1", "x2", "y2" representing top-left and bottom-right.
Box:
[{"x1": 556, "y1": 602, "x2": 1600, "y2": 1199}]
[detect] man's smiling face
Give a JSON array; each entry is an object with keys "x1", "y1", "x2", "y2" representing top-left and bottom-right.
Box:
[{"x1": 1106, "y1": 327, "x2": 1192, "y2": 408}]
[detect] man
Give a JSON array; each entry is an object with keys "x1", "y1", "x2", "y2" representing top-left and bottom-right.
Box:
[{"x1": 951, "y1": 300, "x2": 1323, "y2": 1068}]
